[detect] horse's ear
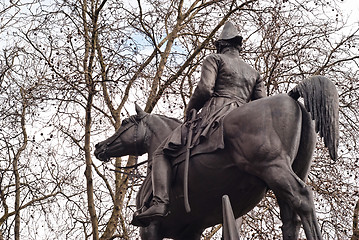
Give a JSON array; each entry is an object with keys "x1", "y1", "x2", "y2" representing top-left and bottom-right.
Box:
[{"x1": 135, "y1": 102, "x2": 147, "y2": 118}]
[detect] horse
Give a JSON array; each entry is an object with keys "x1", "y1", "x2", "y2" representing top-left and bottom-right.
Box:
[{"x1": 94, "y1": 76, "x2": 339, "y2": 240}]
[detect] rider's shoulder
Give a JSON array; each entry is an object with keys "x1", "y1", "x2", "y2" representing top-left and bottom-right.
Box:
[
  {"x1": 205, "y1": 53, "x2": 234, "y2": 67},
  {"x1": 204, "y1": 53, "x2": 222, "y2": 62}
]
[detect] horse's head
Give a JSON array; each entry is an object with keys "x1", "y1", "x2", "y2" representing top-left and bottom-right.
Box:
[{"x1": 94, "y1": 104, "x2": 149, "y2": 162}]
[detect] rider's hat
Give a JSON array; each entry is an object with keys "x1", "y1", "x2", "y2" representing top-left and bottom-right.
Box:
[{"x1": 215, "y1": 21, "x2": 243, "y2": 46}]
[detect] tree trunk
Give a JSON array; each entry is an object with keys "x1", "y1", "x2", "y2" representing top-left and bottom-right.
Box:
[
  {"x1": 13, "y1": 89, "x2": 28, "y2": 240},
  {"x1": 352, "y1": 199, "x2": 359, "y2": 240}
]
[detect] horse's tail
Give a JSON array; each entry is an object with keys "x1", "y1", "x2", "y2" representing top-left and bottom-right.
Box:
[{"x1": 288, "y1": 75, "x2": 339, "y2": 161}]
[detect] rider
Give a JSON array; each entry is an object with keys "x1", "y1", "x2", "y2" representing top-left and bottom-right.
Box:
[{"x1": 134, "y1": 21, "x2": 266, "y2": 226}]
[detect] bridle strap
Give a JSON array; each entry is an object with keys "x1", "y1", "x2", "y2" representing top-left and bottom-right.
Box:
[
  {"x1": 134, "y1": 122, "x2": 139, "y2": 156},
  {"x1": 104, "y1": 114, "x2": 149, "y2": 157},
  {"x1": 106, "y1": 121, "x2": 136, "y2": 147}
]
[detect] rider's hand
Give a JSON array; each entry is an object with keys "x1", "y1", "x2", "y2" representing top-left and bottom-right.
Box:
[{"x1": 185, "y1": 109, "x2": 192, "y2": 122}]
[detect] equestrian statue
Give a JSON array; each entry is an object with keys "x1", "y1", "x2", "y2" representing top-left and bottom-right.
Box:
[{"x1": 94, "y1": 22, "x2": 339, "y2": 240}]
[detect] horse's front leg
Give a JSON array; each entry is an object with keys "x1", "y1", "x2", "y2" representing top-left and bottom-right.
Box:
[
  {"x1": 140, "y1": 221, "x2": 163, "y2": 240},
  {"x1": 175, "y1": 226, "x2": 203, "y2": 240}
]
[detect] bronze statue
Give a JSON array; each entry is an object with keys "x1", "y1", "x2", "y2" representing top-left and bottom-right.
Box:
[
  {"x1": 222, "y1": 195, "x2": 240, "y2": 240},
  {"x1": 135, "y1": 21, "x2": 266, "y2": 225},
  {"x1": 94, "y1": 22, "x2": 339, "y2": 240}
]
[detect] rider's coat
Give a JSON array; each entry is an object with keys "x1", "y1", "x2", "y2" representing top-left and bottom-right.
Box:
[
  {"x1": 164, "y1": 50, "x2": 266, "y2": 158},
  {"x1": 187, "y1": 51, "x2": 266, "y2": 113}
]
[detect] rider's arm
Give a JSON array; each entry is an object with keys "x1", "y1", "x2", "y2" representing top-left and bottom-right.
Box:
[
  {"x1": 186, "y1": 55, "x2": 219, "y2": 116},
  {"x1": 251, "y1": 73, "x2": 266, "y2": 100}
]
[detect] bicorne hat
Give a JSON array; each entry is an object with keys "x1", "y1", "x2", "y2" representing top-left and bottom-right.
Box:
[{"x1": 215, "y1": 21, "x2": 243, "y2": 46}]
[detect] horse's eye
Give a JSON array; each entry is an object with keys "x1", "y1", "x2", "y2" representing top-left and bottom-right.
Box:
[{"x1": 121, "y1": 119, "x2": 129, "y2": 125}]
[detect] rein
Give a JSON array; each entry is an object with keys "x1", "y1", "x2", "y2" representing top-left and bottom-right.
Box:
[
  {"x1": 109, "y1": 159, "x2": 149, "y2": 179},
  {"x1": 113, "y1": 159, "x2": 149, "y2": 169}
]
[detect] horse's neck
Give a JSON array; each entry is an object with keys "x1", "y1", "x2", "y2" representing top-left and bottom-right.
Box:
[{"x1": 147, "y1": 115, "x2": 180, "y2": 157}]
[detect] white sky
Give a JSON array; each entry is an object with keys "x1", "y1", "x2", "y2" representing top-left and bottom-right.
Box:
[{"x1": 341, "y1": 0, "x2": 359, "y2": 25}]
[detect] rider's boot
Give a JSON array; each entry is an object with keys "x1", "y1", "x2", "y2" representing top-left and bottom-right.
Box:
[{"x1": 135, "y1": 153, "x2": 171, "y2": 224}]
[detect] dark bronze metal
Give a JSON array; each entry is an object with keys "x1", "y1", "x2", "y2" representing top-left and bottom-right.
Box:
[
  {"x1": 94, "y1": 20, "x2": 339, "y2": 240},
  {"x1": 94, "y1": 75, "x2": 338, "y2": 240},
  {"x1": 222, "y1": 195, "x2": 240, "y2": 240},
  {"x1": 184, "y1": 109, "x2": 198, "y2": 213}
]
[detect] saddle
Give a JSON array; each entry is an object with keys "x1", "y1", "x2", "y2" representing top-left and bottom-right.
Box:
[
  {"x1": 133, "y1": 101, "x2": 241, "y2": 222},
  {"x1": 163, "y1": 115, "x2": 226, "y2": 166}
]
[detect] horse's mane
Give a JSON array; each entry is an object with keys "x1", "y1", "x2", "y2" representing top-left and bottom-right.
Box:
[
  {"x1": 136, "y1": 113, "x2": 181, "y2": 144},
  {"x1": 155, "y1": 114, "x2": 182, "y2": 123},
  {"x1": 152, "y1": 114, "x2": 182, "y2": 130}
]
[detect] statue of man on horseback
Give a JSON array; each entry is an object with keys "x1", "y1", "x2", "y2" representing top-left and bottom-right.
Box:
[
  {"x1": 95, "y1": 21, "x2": 339, "y2": 239},
  {"x1": 134, "y1": 21, "x2": 267, "y2": 226}
]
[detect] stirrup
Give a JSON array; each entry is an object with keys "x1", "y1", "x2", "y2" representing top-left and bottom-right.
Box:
[{"x1": 136, "y1": 203, "x2": 169, "y2": 221}]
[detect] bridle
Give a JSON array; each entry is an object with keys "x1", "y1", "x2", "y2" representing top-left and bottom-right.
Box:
[{"x1": 101, "y1": 114, "x2": 149, "y2": 161}]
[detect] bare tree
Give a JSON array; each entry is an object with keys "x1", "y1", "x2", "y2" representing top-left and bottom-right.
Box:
[
  {"x1": 1, "y1": 2, "x2": 66, "y2": 239},
  {"x1": 1, "y1": 0, "x2": 358, "y2": 239},
  {"x1": 7, "y1": 0, "x2": 259, "y2": 239}
]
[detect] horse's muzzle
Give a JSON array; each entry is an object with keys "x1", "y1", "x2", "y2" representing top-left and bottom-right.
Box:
[{"x1": 94, "y1": 143, "x2": 110, "y2": 162}]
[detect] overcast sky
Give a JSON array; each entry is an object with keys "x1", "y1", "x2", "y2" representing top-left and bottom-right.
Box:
[{"x1": 342, "y1": 0, "x2": 359, "y2": 25}]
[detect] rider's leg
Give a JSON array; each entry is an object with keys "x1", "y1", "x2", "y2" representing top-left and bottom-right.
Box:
[
  {"x1": 137, "y1": 146, "x2": 171, "y2": 221},
  {"x1": 151, "y1": 150, "x2": 171, "y2": 206}
]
